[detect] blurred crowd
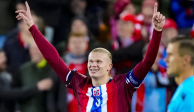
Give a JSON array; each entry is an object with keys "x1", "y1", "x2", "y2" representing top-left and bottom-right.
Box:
[{"x1": 0, "y1": 0, "x2": 194, "y2": 112}]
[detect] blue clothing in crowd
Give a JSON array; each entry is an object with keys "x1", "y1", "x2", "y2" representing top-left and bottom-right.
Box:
[
  {"x1": 171, "y1": 0, "x2": 194, "y2": 28},
  {"x1": 159, "y1": 49, "x2": 167, "y2": 68},
  {"x1": 0, "y1": 35, "x2": 6, "y2": 49},
  {"x1": 132, "y1": 70, "x2": 169, "y2": 112}
]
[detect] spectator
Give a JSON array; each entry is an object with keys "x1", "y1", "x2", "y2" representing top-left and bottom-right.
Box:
[
  {"x1": 56, "y1": 15, "x2": 100, "y2": 55},
  {"x1": 0, "y1": 49, "x2": 53, "y2": 112},
  {"x1": 18, "y1": 43, "x2": 52, "y2": 112},
  {"x1": 159, "y1": 18, "x2": 178, "y2": 68},
  {"x1": 122, "y1": 3, "x2": 136, "y2": 14},
  {"x1": 3, "y1": 12, "x2": 45, "y2": 86},
  {"x1": 110, "y1": 0, "x2": 133, "y2": 40},
  {"x1": 98, "y1": 0, "x2": 135, "y2": 44},
  {"x1": 142, "y1": 0, "x2": 157, "y2": 27},
  {"x1": 71, "y1": 16, "x2": 101, "y2": 50},
  {"x1": 55, "y1": 0, "x2": 103, "y2": 44},
  {"x1": 140, "y1": 0, "x2": 157, "y2": 42},
  {"x1": 49, "y1": 32, "x2": 89, "y2": 112},
  {"x1": 131, "y1": 44, "x2": 170, "y2": 112},
  {"x1": 64, "y1": 32, "x2": 88, "y2": 74},
  {"x1": 110, "y1": 13, "x2": 144, "y2": 74},
  {"x1": 65, "y1": 32, "x2": 89, "y2": 112}
]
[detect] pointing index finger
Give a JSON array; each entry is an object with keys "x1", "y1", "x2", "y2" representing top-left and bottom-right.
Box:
[
  {"x1": 154, "y1": 3, "x2": 158, "y2": 14},
  {"x1": 25, "y1": 1, "x2": 30, "y2": 12}
]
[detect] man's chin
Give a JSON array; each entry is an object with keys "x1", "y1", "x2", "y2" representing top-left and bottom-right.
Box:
[
  {"x1": 90, "y1": 75, "x2": 98, "y2": 78},
  {"x1": 167, "y1": 71, "x2": 176, "y2": 77},
  {"x1": 89, "y1": 74, "x2": 100, "y2": 79}
]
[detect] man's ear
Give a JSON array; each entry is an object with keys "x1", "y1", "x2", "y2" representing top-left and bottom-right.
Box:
[
  {"x1": 108, "y1": 63, "x2": 113, "y2": 71},
  {"x1": 183, "y1": 55, "x2": 191, "y2": 66}
]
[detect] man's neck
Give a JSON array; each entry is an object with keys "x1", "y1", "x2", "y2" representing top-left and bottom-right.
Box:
[
  {"x1": 175, "y1": 67, "x2": 194, "y2": 85},
  {"x1": 92, "y1": 75, "x2": 110, "y2": 87}
]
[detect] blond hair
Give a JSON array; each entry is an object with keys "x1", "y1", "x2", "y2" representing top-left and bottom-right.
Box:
[{"x1": 91, "y1": 48, "x2": 112, "y2": 62}]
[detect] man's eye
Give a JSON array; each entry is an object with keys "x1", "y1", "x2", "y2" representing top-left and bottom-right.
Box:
[{"x1": 97, "y1": 61, "x2": 101, "y2": 63}]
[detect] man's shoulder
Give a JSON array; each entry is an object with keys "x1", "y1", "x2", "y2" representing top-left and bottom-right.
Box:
[
  {"x1": 179, "y1": 76, "x2": 194, "y2": 92},
  {"x1": 67, "y1": 70, "x2": 89, "y2": 88},
  {"x1": 113, "y1": 73, "x2": 127, "y2": 82},
  {"x1": 173, "y1": 78, "x2": 194, "y2": 102}
]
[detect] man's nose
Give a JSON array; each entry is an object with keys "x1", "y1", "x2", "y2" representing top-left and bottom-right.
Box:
[{"x1": 91, "y1": 62, "x2": 97, "y2": 66}]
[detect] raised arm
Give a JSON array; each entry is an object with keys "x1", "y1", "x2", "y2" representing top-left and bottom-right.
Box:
[
  {"x1": 15, "y1": 2, "x2": 70, "y2": 83},
  {"x1": 127, "y1": 3, "x2": 165, "y2": 87}
]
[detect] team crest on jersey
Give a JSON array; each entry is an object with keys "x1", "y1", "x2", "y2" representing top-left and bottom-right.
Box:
[{"x1": 93, "y1": 87, "x2": 100, "y2": 96}]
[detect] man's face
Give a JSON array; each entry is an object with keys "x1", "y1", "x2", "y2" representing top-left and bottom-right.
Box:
[
  {"x1": 142, "y1": 6, "x2": 154, "y2": 25},
  {"x1": 68, "y1": 36, "x2": 88, "y2": 55},
  {"x1": 161, "y1": 28, "x2": 178, "y2": 47},
  {"x1": 165, "y1": 43, "x2": 184, "y2": 77},
  {"x1": 117, "y1": 20, "x2": 134, "y2": 38},
  {"x1": 123, "y1": 4, "x2": 135, "y2": 15},
  {"x1": 0, "y1": 52, "x2": 7, "y2": 71},
  {"x1": 71, "y1": 20, "x2": 88, "y2": 35},
  {"x1": 88, "y1": 52, "x2": 112, "y2": 79}
]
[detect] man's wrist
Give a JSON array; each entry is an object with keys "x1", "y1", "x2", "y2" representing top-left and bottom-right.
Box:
[{"x1": 28, "y1": 22, "x2": 34, "y2": 29}]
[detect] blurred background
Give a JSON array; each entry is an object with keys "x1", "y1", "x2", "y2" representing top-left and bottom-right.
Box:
[{"x1": 0, "y1": 0, "x2": 193, "y2": 112}]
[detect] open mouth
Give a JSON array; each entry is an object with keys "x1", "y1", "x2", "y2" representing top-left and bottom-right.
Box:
[{"x1": 90, "y1": 69, "x2": 99, "y2": 73}]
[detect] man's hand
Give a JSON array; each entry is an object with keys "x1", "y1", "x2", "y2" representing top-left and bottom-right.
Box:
[
  {"x1": 16, "y1": 1, "x2": 34, "y2": 29},
  {"x1": 37, "y1": 78, "x2": 53, "y2": 91},
  {"x1": 152, "y1": 3, "x2": 165, "y2": 31}
]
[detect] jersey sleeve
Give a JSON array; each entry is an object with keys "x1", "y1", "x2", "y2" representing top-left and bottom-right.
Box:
[
  {"x1": 128, "y1": 29, "x2": 162, "y2": 88},
  {"x1": 125, "y1": 70, "x2": 142, "y2": 89},
  {"x1": 66, "y1": 69, "x2": 87, "y2": 89},
  {"x1": 29, "y1": 25, "x2": 70, "y2": 83}
]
